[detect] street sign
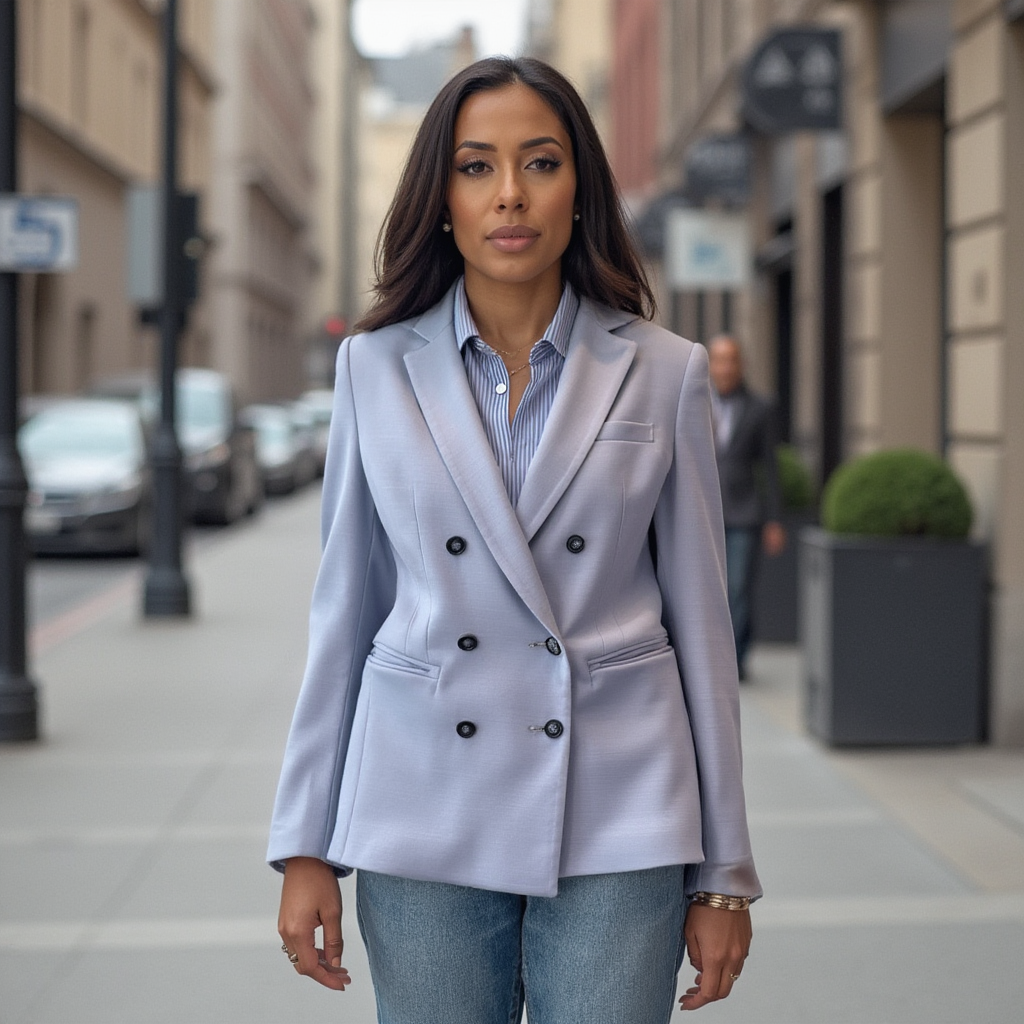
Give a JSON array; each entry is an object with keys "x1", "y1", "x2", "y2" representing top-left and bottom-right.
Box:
[
  {"x1": 742, "y1": 27, "x2": 842, "y2": 133},
  {"x1": 665, "y1": 208, "x2": 751, "y2": 290},
  {"x1": 684, "y1": 133, "x2": 751, "y2": 205},
  {"x1": 0, "y1": 195, "x2": 78, "y2": 271}
]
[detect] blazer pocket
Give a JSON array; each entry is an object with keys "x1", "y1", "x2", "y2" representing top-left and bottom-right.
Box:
[
  {"x1": 588, "y1": 633, "x2": 671, "y2": 671},
  {"x1": 367, "y1": 642, "x2": 440, "y2": 679},
  {"x1": 596, "y1": 420, "x2": 654, "y2": 443}
]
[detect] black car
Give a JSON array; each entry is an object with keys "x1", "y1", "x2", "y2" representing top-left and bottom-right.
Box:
[
  {"x1": 91, "y1": 368, "x2": 263, "y2": 525},
  {"x1": 19, "y1": 397, "x2": 153, "y2": 555}
]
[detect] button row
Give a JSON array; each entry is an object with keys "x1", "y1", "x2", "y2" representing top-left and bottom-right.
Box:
[
  {"x1": 446, "y1": 535, "x2": 586, "y2": 556},
  {"x1": 457, "y1": 719, "x2": 564, "y2": 739}
]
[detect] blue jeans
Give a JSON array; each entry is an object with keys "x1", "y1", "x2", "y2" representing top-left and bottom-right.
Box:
[
  {"x1": 724, "y1": 526, "x2": 759, "y2": 671},
  {"x1": 356, "y1": 866, "x2": 689, "y2": 1024}
]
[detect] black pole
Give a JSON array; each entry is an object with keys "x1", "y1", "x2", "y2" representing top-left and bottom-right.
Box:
[
  {"x1": 143, "y1": 0, "x2": 190, "y2": 616},
  {"x1": 0, "y1": 0, "x2": 40, "y2": 741}
]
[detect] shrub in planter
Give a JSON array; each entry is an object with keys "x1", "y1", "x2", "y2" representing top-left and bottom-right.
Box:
[
  {"x1": 777, "y1": 443, "x2": 817, "y2": 512},
  {"x1": 800, "y1": 448, "x2": 986, "y2": 745},
  {"x1": 822, "y1": 448, "x2": 971, "y2": 538}
]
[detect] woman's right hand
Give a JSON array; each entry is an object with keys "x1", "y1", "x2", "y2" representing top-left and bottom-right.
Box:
[{"x1": 278, "y1": 856, "x2": 351, "y2": 991}]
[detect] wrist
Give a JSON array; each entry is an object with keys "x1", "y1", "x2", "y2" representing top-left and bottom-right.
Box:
[{"x1": 691, "y1": 891, "x2": 752, "y2": 911}]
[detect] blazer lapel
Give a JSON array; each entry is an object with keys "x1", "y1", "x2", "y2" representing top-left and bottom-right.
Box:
[
  {"x1": 405, "y1": 293, "x2": 558, "y2": 634},
  {"x1": 516, "y1": 299, "x2": 638, "y2": 541}
]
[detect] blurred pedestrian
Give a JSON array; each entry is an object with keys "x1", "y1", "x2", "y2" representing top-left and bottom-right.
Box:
[
  {"x1": 707, "y1": 333, "x2": 786, "y2": 680},
  {"x1": 270, "y1": 57, "x2": 760, "y2": 1022}
]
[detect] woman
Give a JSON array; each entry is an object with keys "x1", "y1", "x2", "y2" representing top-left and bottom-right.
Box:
[{"x1": 270, "y1": 56, "x2": 760, "y2": 1022}]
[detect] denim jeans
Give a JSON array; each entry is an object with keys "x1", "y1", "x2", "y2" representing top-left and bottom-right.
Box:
[
  {"x1": 356, "y1": 865, "x2": 689, "y2": 1024},
  {"x1": 724, "y1": 526, "x2": 759, "y2": 671}
]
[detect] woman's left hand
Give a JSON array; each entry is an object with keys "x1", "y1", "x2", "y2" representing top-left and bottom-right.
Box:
[{"x1": 678, "y1": 904, "x2": 752, "y2": 1011}]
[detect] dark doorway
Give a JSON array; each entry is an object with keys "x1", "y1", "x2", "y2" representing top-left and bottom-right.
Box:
[{"x1": 821, "y1": 184, "x2": 844, "y2": 482}]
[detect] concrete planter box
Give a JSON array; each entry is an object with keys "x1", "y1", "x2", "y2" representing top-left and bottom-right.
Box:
[
  {"x1": 753, "y1": 508, "x2": 818, "y2": 643},
  {"x1": 799, "y1": 527, "x2": 987, "y2": 746}
]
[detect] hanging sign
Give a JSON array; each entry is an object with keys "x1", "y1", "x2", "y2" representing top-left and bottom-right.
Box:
[
  {"x1": 742, "y1": 27, "x2": 842, "y2": 133},
  {"x1": 684, "y1": 133, "x2": 752, "y2": 205},
  {"x1": 0, "y1": 195, "x2": 79, "y2": 271},
  {"x1": 665, "y1": 209, "x2": 751, "y2": 289}
]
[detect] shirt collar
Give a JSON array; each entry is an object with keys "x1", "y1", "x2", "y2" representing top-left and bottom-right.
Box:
[{"x1": 453, "y1": 276, "x2": 579, "y2": 358}]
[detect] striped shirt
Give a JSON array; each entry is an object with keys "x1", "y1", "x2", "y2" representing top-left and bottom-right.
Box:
[{"x1": 454, "y1": 277, "x2": 580, "y2": 508}]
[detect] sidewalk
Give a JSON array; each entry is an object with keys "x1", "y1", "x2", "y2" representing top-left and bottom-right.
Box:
[{"x1": 2, "y1": 485, "x2": 1022, "y2": 1023}]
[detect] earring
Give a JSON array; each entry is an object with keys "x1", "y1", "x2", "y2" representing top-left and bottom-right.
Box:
[
  {"x1": 442, "y1": 222, "x2": 452, "y2": 233},
  {"x1": 573, "y1": 213, "x2": 580, "y2": 222}
]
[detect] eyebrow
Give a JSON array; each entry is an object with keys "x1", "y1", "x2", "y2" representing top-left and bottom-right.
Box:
[{"x1": 454, "y1": 136, "x2": 566, "y2": 154}]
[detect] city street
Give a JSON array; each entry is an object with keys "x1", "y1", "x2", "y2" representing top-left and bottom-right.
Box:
[{"x1": 2, "y1": 484, "x2": 1023, "y2": 1023}]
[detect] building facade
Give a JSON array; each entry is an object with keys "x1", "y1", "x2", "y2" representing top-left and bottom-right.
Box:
[
  {"x1": 609, "y1": 0, "x2": 1024, "y2": 745},
  {"x1": 207, "y1": 0, "x2": 319, "y2": 402},
  {"x1": 15, "y1": 0, "x2": 215, "y2": 395}
]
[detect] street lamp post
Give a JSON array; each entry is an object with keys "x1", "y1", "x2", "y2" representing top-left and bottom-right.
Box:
[
  {"x1": 0, "y1": 0, "x2": 40, "y2": 741},
  {"x1": 143, "y1": 0, "x2": 191, "y2": 617}
]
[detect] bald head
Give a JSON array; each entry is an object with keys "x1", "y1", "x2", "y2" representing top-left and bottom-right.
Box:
[{"x1": 708, "y1": 334, "x2": 744, "y2": 396}]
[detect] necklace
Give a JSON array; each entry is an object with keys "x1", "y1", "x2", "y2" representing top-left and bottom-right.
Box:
[{"x1": 494, "y1": 359, "x2": 530, "y2": 395}]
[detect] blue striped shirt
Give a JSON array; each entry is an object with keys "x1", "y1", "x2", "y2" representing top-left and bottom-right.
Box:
[{"x1": 454, "y1": 277, "x2": 580, "y2": 508}]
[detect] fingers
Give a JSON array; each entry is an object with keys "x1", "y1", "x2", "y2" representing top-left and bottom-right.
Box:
[
  {"x1": 278, "y1": 857, "x2": 350, "y2": 991},
  {"x1": 678, "y1": 904, "x2": 751, "y2": 1011}
]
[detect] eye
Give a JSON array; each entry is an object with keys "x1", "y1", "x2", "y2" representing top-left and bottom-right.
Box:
[
  {"x1": 527, "y1": 155, "x2": 562, "y2": 172},
  {"x1": 455, "y1": 158, "x2": 490, "y2": 176}
]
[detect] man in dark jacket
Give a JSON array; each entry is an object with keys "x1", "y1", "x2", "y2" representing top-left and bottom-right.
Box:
[{"x1": 708, "y1": 334, "x2": 786, "y2": 679}]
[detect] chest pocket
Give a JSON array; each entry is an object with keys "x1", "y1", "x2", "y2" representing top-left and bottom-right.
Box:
[{"x1": 596, "y1": 421, "x2": 654, "y2": 443}]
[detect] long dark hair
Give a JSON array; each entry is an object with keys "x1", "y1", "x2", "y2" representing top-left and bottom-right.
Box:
[{"x1": 355, "y1": 56, "x2": 655, "y2": 332}]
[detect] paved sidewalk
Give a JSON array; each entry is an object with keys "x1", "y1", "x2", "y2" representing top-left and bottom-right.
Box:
[{"x1": 1, "y1": 485, "x2": 1022, "y2": 1023}]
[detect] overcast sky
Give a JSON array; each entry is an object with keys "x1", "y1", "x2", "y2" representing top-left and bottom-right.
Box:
[{"x1": 352, "y1": 0, "x2": 531, "y2": 58}]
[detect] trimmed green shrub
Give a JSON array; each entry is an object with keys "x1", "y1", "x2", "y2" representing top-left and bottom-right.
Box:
[
  {"x1": 822, "y1": 448, "x2": 972, "y2": 538},
  {"x1": 776, "y1": 444, "x2": 816, "y2": 510}
]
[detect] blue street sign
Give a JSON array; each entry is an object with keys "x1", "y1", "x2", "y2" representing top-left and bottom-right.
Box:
[{"x1": 0, "y1": 195, "x2": 79, "y2": 271}]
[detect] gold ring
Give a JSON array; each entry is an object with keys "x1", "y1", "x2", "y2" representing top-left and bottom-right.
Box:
[
  {"x1": 729, "y1": 973, "x2": 741, "y2": 980},
  {"x1": 281, "y1": 942, "x2": 300, "y2": 964}
]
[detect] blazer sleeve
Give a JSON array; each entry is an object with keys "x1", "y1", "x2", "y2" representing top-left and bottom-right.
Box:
[
  {"x1": 652, "y1": 342, "x2": 762, "y2": 900},
  {"x1": 267, "y1": 338, "x2": 396, "y2": 872}
]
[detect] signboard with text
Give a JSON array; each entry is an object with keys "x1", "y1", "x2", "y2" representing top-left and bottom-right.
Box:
[
  {"x1": 0, "y1": 196, "x2": 79, "y2": 272},
  {"x1": 742, "y1": 27, "x2": 842, "y2": 133}
]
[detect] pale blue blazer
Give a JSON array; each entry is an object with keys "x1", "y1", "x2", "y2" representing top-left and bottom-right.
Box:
[{"x1": 268, "y1": 285, "x2": 761, "y2": 900}]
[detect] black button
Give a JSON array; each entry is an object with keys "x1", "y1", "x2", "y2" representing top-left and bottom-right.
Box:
[
  {"x1": 544, "y1": 719, "x2": 564, "y2": 739},
  {"x1": 544, "y1": 636, "x2": 562, "y2": 656},
  {"x1": 457, "y1": 634, "x2": 479, "y2": 651},
  {"x1": 456, "y1": 721, "x2": 476, "y2": 738},
  {"x1": 446, "y1": 536, "x2": 467, "y2": 555},
  {"x1": 566, "y1": 534, "x2": 585, "y2": 553}
]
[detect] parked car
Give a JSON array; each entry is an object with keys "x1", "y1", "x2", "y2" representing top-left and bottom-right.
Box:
[
  {"x1": 18, "y1": 397, "x2": 153, "y2": 555},
  {"x1": 289, "y1": 401, "x2": 320, "y2": 486},
  {"x1": 297, "y1": 388, "x2": 333, "y2": 475},
  {"x1": 91, "y1": 368, "x2": 263, "y2": 524},
  {"x1": 240, "y1": 403, "x2": 301, "y2": 495}
]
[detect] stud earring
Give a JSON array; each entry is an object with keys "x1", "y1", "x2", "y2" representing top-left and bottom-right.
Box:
[
  {"x1": 573, "y1": 213, "x2": 580, "y2": 222},
  {"x1": 442, "y1": 222, "x2": 452, "y2": 233}
]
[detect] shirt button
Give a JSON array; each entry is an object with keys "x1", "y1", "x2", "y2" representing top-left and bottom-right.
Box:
[
  {"x1": 566, "y1": 534, "x2": 585, "y2": 553},
  {"x1": 456, "y1": 721, "x2": 477, "y2": 738},
  {"x1": 495, "y1": 382, "x2": 508, "y2": 395},
  {"x1": 457, "y1": 634, "x2": 479, "y2": 651},
  {"x1": 544, "y1": 636, "x2": 562, "y2": 656},
  {"x1": 544, "y1": 719, "x2": 564, "y2": 739},
  {"x1": 446, "y1": 536, "x2": 467, "y2": 555}
]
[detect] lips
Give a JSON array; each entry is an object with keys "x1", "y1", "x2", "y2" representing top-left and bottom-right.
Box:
[
  {"x1": 487, "y1": 225, "x2": 540, "y2": 252},
  {"x1": 489, "y1": 225, "x2": 544, "y2": 238}
]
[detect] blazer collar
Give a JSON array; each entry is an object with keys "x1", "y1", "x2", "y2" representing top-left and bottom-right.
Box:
[
  {"x1": 405, "y1": 289, "x2": 639, "y2": 624},
  {"x1": 405, "y1": 286, "x2": 558, "y2": 634},
  {"x1": 515, "y1": 298, "x2": 637, "y2": 540}
]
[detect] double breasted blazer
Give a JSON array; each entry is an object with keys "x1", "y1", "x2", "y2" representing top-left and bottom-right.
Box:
[{"x1": 268, "y1": 285, "x2": 761, "y2": 900}]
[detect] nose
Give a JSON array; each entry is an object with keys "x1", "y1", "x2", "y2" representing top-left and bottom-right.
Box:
[{"x1": 496, "y1": 167, "x2": 527, "y2": 212}]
